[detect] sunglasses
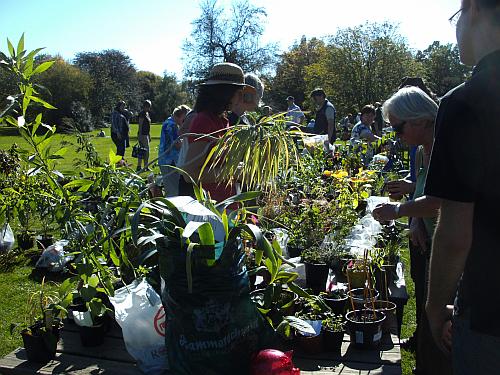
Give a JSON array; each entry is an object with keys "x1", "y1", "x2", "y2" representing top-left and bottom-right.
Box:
[{"x1": 392, "y1": 121, "x2": 406, "y2": 135}]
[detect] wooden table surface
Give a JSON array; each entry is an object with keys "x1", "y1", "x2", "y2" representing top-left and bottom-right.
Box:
[{"x1": 0, "y1": 321, "x2": 401, "y2": 375}]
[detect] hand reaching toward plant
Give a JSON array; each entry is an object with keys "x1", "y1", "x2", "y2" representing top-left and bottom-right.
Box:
[
  {"x1": 385, "y1": 179, "x2": 415, "y2": 200},
  {"x1": 372, "y1": 202, "x2": 400, "y2": 221}
]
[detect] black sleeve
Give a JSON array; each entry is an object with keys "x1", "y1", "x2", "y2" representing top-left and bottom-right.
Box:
[{"x1": 424, "y1": 95, "x2": 482, "y2": 202}]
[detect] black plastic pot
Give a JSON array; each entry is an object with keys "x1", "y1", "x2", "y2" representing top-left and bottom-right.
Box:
[
  {"x1": 323, "y1": 293, "x2": 348, "y2": 315},
  {"x1": 348, "y1": 288, "x2": 379, "y2": 310},
  {"x1": 287, "y1": 246, "x2": 303, "y2": 259},
  {"x1": 296, "y1": 331, "x2": 323, "y2": 354},
  {"x1": 345, "y1": 309, "x2": 386, "y2": 349},
  {"x1": 21, "y1": 322, "x2": 60, "y2": 363},
  {"x1": 323, "y1": 329, "x2": 344, "y2": 353},
  {"x1": 79, "y1": 321, "x2": 105, "y2": 347},
  {"x1": 365, "y1": 300, "x2": 397, "y2": 334},
  {"x1": 304, "y1": 262, "x2": 329, "y2": 294},
  {"x1": 17, "y1": 233, "x2": 35, "y2": 250}
]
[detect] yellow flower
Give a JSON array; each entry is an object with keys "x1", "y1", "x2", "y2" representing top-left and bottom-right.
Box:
[
  {"x1": 323, "y1": 170, "x2": 332, "y2": 177},
  {"x1": 332, "y1": 170, "x2": 348, "y2": 179}
]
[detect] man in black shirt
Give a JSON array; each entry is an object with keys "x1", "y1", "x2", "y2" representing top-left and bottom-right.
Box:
[{"x1": 425, "y1": 1, "x2": 500, "y2": 373}]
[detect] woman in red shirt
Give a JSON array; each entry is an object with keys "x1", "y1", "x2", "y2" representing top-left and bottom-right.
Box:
[{"x1": 182, "y1": 63, "x2": 256, "y2": 202}]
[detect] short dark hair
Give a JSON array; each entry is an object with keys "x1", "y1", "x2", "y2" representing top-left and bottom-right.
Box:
[
  {"x1": 194, "y1": 84, "x2": 241, "y2": 115},
  {"x1": 310, "y1": 88, "x2": 326, "y2": 98},
  {"x1": 115, "y1": 100, "x2": 125, "y2": 110},
  {"x1": 287, "y1": 96, "x2": 294, "y2": 101},
  {"x1": 360, "y1": 105, "x2": 376, "y2": 116}
]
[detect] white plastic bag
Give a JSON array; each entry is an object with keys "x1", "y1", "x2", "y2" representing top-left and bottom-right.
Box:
[
  {"x1": 0, "y1": 223, "x2": 14, "y2": 253},
  {"x1": 35, "y1": 240, "x2": 72, "y2": 272},
  {"x1": 109, "y1": 279, "x2": 168, "y2": 375}
]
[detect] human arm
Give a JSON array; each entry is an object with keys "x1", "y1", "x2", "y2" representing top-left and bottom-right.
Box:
[
  {"x1": 372, "y1": 195, "x2": 440, "y2": 221},
  {"x1": 386, "y1": 179, "x2": 415, "y2": 199},
  {"x1": 426, "y1": 199, "x2": 473, "y2": 354}
]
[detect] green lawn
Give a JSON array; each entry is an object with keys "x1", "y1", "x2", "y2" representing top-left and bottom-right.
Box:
[{"x1": 0, "y1": 123, "x2": 163, "y2": 173}]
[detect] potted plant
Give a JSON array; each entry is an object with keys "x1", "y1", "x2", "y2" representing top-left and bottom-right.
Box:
[
  {"x1": 294, "y1": 299, "x2": 329, "y2": 354},
  {"x1": 301, "y1": 246, "x2": 329, "y2": 294},
  {"x1": 72, "y1": 289, "x2": 109, "y2": 347},
  {"x1": 10, "y1": 277, "x2": 69, "y2": 363},
  {"x1": 364, "y1": 300, "x2": 397, "y2": 334},
  {"x1": 345, "y1": 309, "x2": 386, "y2": 349},
  {"x1": 344, "y1": 258, "x2": 370, "y2": 289},
  {"x1": 320, "y1": 288, "x2": 348, "y2": 315},
  {"x1": 322, "y1": 313, "x2": 345, "y2": 353}
]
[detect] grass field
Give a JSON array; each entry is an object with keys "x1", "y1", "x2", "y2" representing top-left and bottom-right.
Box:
[
  {"x1": 0, "y1": 125, "x2": 417, "y2": 373},
  {"x1": 0, "y1": 123, "x2": 163, "y2": 173}
]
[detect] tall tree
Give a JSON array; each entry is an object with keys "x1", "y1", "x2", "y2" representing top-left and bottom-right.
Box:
[
  {"x1": 74, "y1": 50, "x2": 137, "y2": 121},
  {"x1": 268, "y1": 36, "x2": 326, "y2": 112},
  {"x1": 416, "y1": 41, "x2": 471, "y2": 96},
  {"x1": 304, "y1": 23, "x2": 422, "y2": 116},
  {"x1": 153, "y1": 73, "x2": 190, "y2": 122},
  {"x1": 182, "y1": 0, "x2": 278, "y2": 81},
  {"x1": 36, "y1": 57, "x2": 92, "y2": 127}
]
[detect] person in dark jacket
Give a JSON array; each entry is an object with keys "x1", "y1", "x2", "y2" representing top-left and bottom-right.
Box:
[{"x1": 310, "y1": 88, "x2": 336, "y2": 145}]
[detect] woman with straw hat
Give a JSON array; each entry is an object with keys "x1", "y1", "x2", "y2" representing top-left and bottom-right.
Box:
[{"x1": 181, "y1": 62, "x2": 256, "y2": 202}]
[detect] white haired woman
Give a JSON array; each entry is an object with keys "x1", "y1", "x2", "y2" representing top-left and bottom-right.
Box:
[{"x1": 372, "y1": 86, "x2": 451, "y2": 375}]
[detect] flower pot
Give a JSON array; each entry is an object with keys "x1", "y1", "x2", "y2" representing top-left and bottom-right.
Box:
[
  {"x1": 323, "y1": 329, "x2": 344, "y2": 353},
  {"x1": 345, "y1": 309, "x2": 386, "y2": 349},
  {"x1": 17, "y1": 232, "x2": 35, "y2": 250},
  {"x1": 364, "y1": 300, "x2": 397, "y2": 334},
  {"x1": 287, "y1": 246, "x2": 303, "y2": 259},
  {"x1": 348, "y1": 288, "x2": 379, "y2": 310},
  {"x1": 323, "y1": 293, "x2": 348, "y2": 315},
  {"x1": 21, "y1": 321, "x2": 61, "y2": 363},
  {"x1": 296, "y1": 331, "x2": 323, "y2": 354},
  {"x1": 304, "y1": 262, "x2": 329, "y2": 294},
  {"x1": 79, "y1": 321, "x2": 105, "y2": 347}
]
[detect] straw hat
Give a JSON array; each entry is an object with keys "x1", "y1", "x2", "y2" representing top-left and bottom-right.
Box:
[{"x1": 200, "y1": 62, "x2": 256, "y2": 94}]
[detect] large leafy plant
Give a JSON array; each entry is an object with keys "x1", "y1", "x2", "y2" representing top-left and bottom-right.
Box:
[{"x1": 201, "y1": 114, "x2": 303, "y2": 191}]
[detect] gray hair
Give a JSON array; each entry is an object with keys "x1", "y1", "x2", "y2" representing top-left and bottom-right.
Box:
[
  {"x1": 382, "y1": 86, "x2": 438, "y2": 123},
  {"x1": 244, "y1": 73, "x2": 264, "y2": 101}
]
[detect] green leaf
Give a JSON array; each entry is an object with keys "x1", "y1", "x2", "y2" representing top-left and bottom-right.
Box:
[
  {"x1": 32, "y1": 60, "x2": 54, "y2": 76},
  {"x1": 7, "y1": 38, "x2": 15, "y2": 57},
  {"x1": 28, "y1": 95, "x2": 56, "y2": 109},
  {"x1": 108, "y1": 149, "x2": 122, "y2": 165},
  {"x1": 186, "y1": 243, "x2": 196, "y2": 294},
  {"x1": 53, "y1": 147, "x2": 68, "y2": 157},
  {"x1": 284, "y1": 316, "x2": 316, "y2": 335},
  {"x1": 88, "y1": 274, "x2": 99, "y2": 288},
  {"x1": 16, "y1": 33, "x2": 24, "y2": 57},
  {"x1": 221, "y1": 210, "x2": 229, "y2": 241},
  {"x1": 197, "y1": 222, "x2": 215, "y2": 246},
  {"x1": 80, "y1": 285, "x2": 97, "y2": 302}
]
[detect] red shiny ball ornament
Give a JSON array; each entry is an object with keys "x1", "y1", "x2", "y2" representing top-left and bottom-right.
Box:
[{"x1": 250, "y1": 349, "x2": 300, "y2": 375}]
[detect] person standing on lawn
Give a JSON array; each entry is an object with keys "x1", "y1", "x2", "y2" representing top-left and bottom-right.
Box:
[
  {"x1": 158, "y1": 104, "x2": 190, "y2": 196},
  {"x1": 310, "y1": 88, "x2": 336, "y2": 144},
  {"x1": 372, "y1": 87, "x2": 449, "y2": 375},
  {"x1": 285, "y1": 96, "x2": 305, "y2": 126},
  {"x1": 136, "y1": 100, "x2": 152, "y2": 171},
  {"x1": 181, "y1": 62, "x2": 257, "y2": 202},
  {"x1": 424, "y1": 1, "x2": 500, "y2": 374},
  {"x1": 110, "y1": 100, "x2": 130, "y2": 165}
]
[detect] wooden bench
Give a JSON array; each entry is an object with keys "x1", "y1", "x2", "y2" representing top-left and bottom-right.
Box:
[{"x1": 0, "y1": 320, "x2": 401, "y2": 375}]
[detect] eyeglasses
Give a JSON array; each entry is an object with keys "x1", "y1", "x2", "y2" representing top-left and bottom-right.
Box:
[
  {"x1": 449, "y1": 8, "x2": 463, "y2": 27},
  {"x1": 392, "y1": 121, "x2": 406, "y2": 135}
]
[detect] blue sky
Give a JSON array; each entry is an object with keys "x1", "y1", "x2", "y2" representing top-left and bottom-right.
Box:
[{"x1": 1, "y1": 0, "x2": 460, "y2": 78}]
